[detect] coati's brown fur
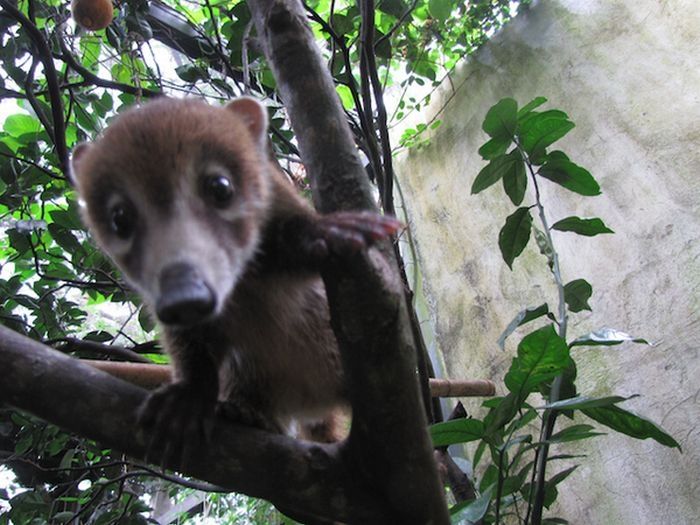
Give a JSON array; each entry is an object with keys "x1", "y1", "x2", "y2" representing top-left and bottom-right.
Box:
[{"x1": 71, "y1": 97, "x2": 399, "y2": 457}]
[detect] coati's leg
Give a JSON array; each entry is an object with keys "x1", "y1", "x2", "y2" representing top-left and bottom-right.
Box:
[
  {"x1": 262, "y1": 211, "x2": 403, "y2": 270},
  {"x1": 138, "y1": 349, "x2": 218, "y2": 468}
]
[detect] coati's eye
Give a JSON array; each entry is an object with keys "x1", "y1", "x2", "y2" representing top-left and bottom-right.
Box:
[
  {"x1": 202, "y1": 174, "x2": 234, "y2": 208},
  {"x1": 109, "y1": 202, "x2": 135, "y2": 239}
]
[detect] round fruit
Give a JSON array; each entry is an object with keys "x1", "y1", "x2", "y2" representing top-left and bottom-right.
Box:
[{"x1": 71, "y1": 0, "x2": 114, "y2": 31}]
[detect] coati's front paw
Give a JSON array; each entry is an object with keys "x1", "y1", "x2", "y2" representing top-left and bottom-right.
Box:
[
  {"x1": 137, "y1": 382, "x2": 216, "y2": 470},
  {"x1": 308, "y1": 211, "x2": 403, "y2": 258},
  {"x1": 216, "y1": 399, "x2": 281, "y2": 433}
]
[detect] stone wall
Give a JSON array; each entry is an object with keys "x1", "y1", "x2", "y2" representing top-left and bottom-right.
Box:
[{"x1": 394, "y1": 0, "x2": 700, "y2": 522}]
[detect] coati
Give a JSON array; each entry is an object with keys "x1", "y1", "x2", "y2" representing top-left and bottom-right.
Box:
[{"x1": 70, "y1": 97, "x2": 400, "y2": 459}]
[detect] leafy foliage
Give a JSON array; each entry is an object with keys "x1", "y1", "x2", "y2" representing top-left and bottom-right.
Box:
[
  {"x1": 431, "y1": 97, "x2": 678, "y2": 525},
  {"x1": 0, "y1": 0, "x2": 529, "y2": 522}
]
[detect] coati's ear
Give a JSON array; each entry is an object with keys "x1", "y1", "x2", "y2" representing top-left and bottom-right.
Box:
[
  {"x1": 69, "y1": 142, "x2": 92, "y2": 188},
  {"x1": 225, "y1": 97, "x2": 268, "y2": 147}
]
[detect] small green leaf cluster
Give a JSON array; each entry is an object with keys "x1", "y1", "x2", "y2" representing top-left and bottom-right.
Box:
[
  {"x1": 429, "y1": 97, "x2": 679, "y2": 524},
  {"x1": 472, "y1": 97, "x2": 611, "y2": 270}
]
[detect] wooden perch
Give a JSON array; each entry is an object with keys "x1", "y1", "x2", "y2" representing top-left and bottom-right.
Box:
[{"x1": 83, "y1": 360, "x2": 496, "y2": 397}]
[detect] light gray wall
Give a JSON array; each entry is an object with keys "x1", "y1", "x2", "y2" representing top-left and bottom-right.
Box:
[{"x1": 395, "y1": 0, "x2": 700, "y2": 522}]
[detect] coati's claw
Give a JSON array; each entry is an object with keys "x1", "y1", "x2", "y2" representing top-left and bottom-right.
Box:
[
  {"x1": 312, "y1": 211, "x2": 404, "y2": 257},
  {"x1": 138, "y1": 382, "x2": 216, "y2": 471}
]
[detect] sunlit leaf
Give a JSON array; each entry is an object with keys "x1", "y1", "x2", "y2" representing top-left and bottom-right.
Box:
[
  {"x1": 570, "y1": 328, "x2": 650, "y2": 347},
  {"x1": 428, "y1": 0, "x2": 452, "y2": 21}
]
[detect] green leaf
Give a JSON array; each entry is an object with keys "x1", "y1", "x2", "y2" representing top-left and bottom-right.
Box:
[
  {"x1": 52, "y1": 512, "x2": 76, "y2": 523},
  {"x1": 48, "y1": 224, "x2": 83, "y2": 253},
  {"x1": 335, "y1": 85, "x2": 355, "y2": 110},
  {"x1": 504, "y1": 325, "x2": 572, "y2": 397},
  {"x1": 538, "y1": 152, "x2": 601, "y2": 196},
  {"x1": 502, "y1": 149, "x2": 527, "y2": 205},
  {"x1": 472, "y1": 152, "x2": 517, "y2": 194},
  {"x1": 138, "y1": 306, "x2": 156, "y2": 333},
  {"x1": 484, "y1": 393, "x2": 520, "y2": 436},
  {"x1": 450, "y1": 485, "x2": 493, "y2": 522},
  {"x1": 551, "y1": 216, "x2": 614, "y2": 236},
  {"x1": 582, "y1": 405, "x2": 680, "y2": 449},
  {"x1": 430, "y1": 418, "x2": 484, "y2": 447},
  {"x1": 543, "y1": 466, "x2": 578, "y2": 508},
  {"x1": 570, "y1": 328, "x2": 649, "y2": 347},
  {"x1": 50, "y1": 208, "x2": 84, "y2": 231},
  {"x1": 517, "y1": 96, "x2": 548, "y2": 118},
  {"x1": 519, "y1": 110, "x2": 575, "y2": 160},
  {"x1": 543, "y1": 395, "x2": 636, "y2": 412},
  {"x1": 542, "y1": 519, "x2": 570, "y2": 525},
  {"x1": 478, "y1": 136, "x2": 511, "y2": 160},
  {"x1": 497, "y1": 303, "x2": 549, "y2": 350},
  {"x1": 563, "y1": 279, "x2": 592, "y2": 313},
  {"x1": 175, "y1": 64, "x2": 207, "y2": 83},
  {"x1": 428, "y1": 0, "x2": 452, "y2": 21},
  {"x1": 3, "y1": 114, "x2": 42, "y2": 137},
  {"x1": 548, "y1": 424, "x2": 605, "y2": 443},
  {"x1": 482, "y1": 98, "x2": 518, "y2": 139},
  {"x1": 498, "y1": 207, "x2": 532, "y2": 270}
]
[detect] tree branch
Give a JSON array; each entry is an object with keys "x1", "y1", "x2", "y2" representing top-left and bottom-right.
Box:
[
  {"x1": 0, "y1": 325, "x2": 393, "y2": 523},
  {"x1": 0, "y1": 0, "x2": 69, "y2": 177},
  {"x1": 247, "y1": 0, "x2": 450, "y2": 521}
]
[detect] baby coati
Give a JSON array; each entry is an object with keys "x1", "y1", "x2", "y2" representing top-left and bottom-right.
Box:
[{"x1": 71, "y1": 97, "x2": 400, "y2": 460}]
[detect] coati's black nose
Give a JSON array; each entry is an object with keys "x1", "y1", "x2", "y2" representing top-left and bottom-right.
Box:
[{"x1": 156, "y1": 263, "x2": 215, "y2": 325}]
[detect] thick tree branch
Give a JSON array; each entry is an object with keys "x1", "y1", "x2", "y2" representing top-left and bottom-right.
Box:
[
  {"x1": 247, "y1": 0, "x2": 450, "y2": 521},
  {"x1": 0, "y1": 325, "x2": 393, "y2": 523}
]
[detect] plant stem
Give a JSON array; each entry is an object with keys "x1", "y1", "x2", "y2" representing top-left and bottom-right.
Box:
[{"x1": 521, "y1": 150, "x2": 568, "y2": 525}]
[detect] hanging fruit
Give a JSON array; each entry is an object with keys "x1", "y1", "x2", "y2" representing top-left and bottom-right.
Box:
[{"x1": 71, "y1": 0, "x2": 114, "y2": 31}]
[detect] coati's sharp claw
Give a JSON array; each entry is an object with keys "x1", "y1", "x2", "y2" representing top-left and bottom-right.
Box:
[
  {"x1": 312, "y1": 211, "x2": 404, "y2": 258},
  {"x1": 138, "y1": 382, "x2": 216, "y2": 471}
]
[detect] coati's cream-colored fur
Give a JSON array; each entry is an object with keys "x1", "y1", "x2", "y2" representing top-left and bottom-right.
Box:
[{"x1": 71, "y1": 97, "x2": 398, "y2": 450}]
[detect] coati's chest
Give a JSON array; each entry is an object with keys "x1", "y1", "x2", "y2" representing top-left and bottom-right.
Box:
[{"x1": 188, "y1": 271, "x2": 347, "y2": 422}]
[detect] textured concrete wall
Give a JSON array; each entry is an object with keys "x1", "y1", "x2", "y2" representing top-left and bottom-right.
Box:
[{"x1": 395, "y1": 0, "x2": 700, "y2": 522}]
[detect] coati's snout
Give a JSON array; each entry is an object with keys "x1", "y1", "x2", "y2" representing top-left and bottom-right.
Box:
[{"x1": 156, "y1": 262, "x2": 216, "y2": 325}]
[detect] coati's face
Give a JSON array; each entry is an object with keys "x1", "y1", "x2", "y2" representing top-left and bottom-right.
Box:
[{"x1": 71, "y1": 97, "x2": 271, "y2": 326}]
